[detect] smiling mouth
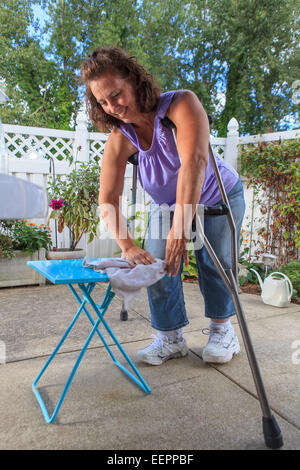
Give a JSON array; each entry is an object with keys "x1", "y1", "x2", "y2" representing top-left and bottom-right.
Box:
[{"x1": 116, "y1": 108, "x2": 127, "y2": 119}]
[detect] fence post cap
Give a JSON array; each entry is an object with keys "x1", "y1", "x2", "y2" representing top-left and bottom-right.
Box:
[
  {"x1": 227, "y1": 117, "x2": 239, "y2": 135},
  {"x1": 75, "y1": 103, "x2": 88, "y2": 128}
]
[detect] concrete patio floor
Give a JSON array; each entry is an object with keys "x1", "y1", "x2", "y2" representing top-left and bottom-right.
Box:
[{"x1": 0, "y1": 281, "x2": 299, "y2": 450}]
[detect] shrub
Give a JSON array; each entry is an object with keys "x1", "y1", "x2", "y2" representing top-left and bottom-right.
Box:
[
  {"x1": 0, "y1": 220, "x2": 52, "y2": 258},
  {"x1": 47, "y1": 160, "x2": 100, "y2": 250},
  {"x1": 239, "y1": 138, "x2": 300, "y2": 266},
  {"x1": 279, "y1": 259, "x2": 300, "y2": 302}
]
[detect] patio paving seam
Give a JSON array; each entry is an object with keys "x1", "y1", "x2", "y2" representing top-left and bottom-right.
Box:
[
  {"x1": 125, "y1": 302, "x2": 300, "y2": 325},
  {"x1": 140, "y1": 358, "x2": 300, "y2": 438},
  {"x1": 188, "y1": 348, "x2": 300, "y2": 432},
  {"x1": 245, "y1": 309, "x2": 300, "y2": 319},
  {"x1": 120, "y1": 305, "x2": 151, "y2": 322},
  {"x1": 3, "y1": 319, "x2": 289, "y2": 365},
  {"x1": 4, "y1": 334, "x2": 196, "y2": 364},
  {"x1": 6, "y1": 337, "x2": 299, "y2": 432}
]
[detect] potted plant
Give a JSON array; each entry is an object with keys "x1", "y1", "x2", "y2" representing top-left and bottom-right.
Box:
[
  {"x1": 0, "y1": 219, "x2": 52, "y2": 287},
  {"x1": 46, "y1": 159, "x2": 101, "y2": 260}
]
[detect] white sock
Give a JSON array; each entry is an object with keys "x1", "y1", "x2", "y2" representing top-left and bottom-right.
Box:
[
  {"x1": 157, "y1": 328, "x2": 183, "y2": 343},
  {"x1": 210, "y1": 319, "x2": 232, "y2": 331}
]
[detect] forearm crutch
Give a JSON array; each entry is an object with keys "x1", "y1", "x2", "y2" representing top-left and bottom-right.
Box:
[
  {"x1": 121, "y1": 115, "x2": 283, "y2": 449},
  {"x1": 164, "y1": 115, "x2": 283, "y2": 449}
]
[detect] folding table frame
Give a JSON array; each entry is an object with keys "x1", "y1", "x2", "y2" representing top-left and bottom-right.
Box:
[{"x1": 27, "y1": 259, "x2": 151, "y2": 424}]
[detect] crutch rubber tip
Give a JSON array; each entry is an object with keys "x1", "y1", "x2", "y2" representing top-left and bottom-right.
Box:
[
  {"x1": 120, "y1": 309, "x2": 128, "y2": 321},
  {"x1": 262, "y1": 415, "x2": 283, "y2": 449}
]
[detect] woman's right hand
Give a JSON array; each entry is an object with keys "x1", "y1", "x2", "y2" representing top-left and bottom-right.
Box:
[{"x1": 123, "y1": 245, "x2": 156, "y2": 267}]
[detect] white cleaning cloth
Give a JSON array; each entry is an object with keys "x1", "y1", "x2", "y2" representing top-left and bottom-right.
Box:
[{"x1": 83, "y1": 258, "x2": 166, "y2": 309}]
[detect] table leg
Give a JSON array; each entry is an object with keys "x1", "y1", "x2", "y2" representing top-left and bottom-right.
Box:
[
  {"x1": 32, "y1": 282, "x2": 150, "y2": 424},
  {"x1": 33, "y1": 314, "x2": 102, "y2": 423},
  {"x1": 78, "y1": 283, "x2": 151, "y2": 395}
]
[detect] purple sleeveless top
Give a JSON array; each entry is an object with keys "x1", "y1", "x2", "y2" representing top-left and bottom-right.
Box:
[{"x1": 119, "y1": 91, "x2": 238, "y2": 206}]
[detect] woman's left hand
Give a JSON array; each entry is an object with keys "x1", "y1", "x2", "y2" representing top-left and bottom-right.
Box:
[{"x1": 165, "y1": 228, "x2": 189, "y2": 277}]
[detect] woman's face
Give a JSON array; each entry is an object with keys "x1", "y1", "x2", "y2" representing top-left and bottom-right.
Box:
[{"x1": 88, "y1": 70, "x2": 138, "y2": 123}]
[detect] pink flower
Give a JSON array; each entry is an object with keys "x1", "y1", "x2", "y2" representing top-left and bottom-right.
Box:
[{"x1": 50, "y1": 199, "x2": 64, "y2": 210}]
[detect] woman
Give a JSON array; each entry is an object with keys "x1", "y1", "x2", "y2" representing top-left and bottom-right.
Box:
[{"x1": 80, "y1": 47, "x2": 246, "y2": 365}]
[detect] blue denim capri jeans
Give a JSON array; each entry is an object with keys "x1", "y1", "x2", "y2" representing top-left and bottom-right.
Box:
[{"x1": 145, "y1": 179, "x2": 246, "y2": 331}]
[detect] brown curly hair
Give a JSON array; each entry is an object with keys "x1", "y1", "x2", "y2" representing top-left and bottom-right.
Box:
[{"x1": 79, "y1": 47, "x2": 161, "y2": 132}]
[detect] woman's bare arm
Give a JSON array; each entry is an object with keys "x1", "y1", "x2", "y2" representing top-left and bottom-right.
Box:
[
  {"x1": 165, "y1": 90, "x2": 210, "y2": 276},
  {"x1": 99, "y1": 128, "x2": 155, "y2": 265}
]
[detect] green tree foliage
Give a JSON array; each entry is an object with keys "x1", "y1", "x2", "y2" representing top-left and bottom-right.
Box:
[
  {"x1": 0, "y1": 0, "x2": 57, "y2": 126},
  {"x1": 212, "y1": 0, "x2": 300, "y2": 136},
  {"x1": 174, "y1": 1, "x2": 228, "y2": 121},
  {"x1": 41, "y1": 0, "x2": 85, "y2": 126},
  {"x1": 0, "y1": 0, "x2": 299, "y2": 133}
]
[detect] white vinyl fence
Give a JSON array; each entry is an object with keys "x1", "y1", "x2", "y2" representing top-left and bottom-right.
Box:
[{"x1": 2, "y1": 109, "x2": 299, "y2": 260}]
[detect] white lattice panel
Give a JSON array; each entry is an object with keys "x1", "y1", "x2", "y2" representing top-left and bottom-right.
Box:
[
  {"x1": 5, "y1": 131, "x2": 74, "y2": 162},
  {"x1": 211, "y1": 136, "x2": 226, "y2": 159},
  {"x1": 88, "y1": 131, "x2": 109, "y2": 162},
  {"x1": 211, "y1": 143, "x2": 226, "y2": 158},
  {"x1": 89, "y1": 138, "x2": 106, "y2": 161},
  {"x1": 2, "y1": 121, "x2": 298, "y2": 264}
]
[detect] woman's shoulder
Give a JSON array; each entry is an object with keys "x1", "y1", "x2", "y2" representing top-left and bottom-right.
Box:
[
  {"x1": 162, "y1": 89, "x2": 196, "y2": 100},
  {"x1": 168, "y1": 89, "x2": 198, "y2": 106},
  {"x1": 157, "y1": 90, "x2": 185, "y2": 118},
  {"x1": 106, "y1": 127, "x2": 137, "y2": 153},
  {"x1": 161, "y1": 90, "x2": 198, "y2": 115},
  {"x1": 165, "y1": 89, "x2": 204, "y2": 121}
]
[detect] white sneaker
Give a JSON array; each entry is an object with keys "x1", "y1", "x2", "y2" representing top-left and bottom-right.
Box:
[
  {"x1": 137, "y1": 335, "x2": 189, "y2": 365},
  {"x1": 201, "y1": 325, "x2": 240, "y2": 363}
]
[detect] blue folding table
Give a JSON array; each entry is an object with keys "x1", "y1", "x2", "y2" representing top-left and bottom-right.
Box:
[{"x1": 27, "y1": 259, "x2": 151, "y2": 423}]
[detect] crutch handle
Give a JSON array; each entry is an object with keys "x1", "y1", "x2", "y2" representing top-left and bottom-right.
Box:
[{"x1": 204, "y1": 202, "x2": 229, "y2": 217}]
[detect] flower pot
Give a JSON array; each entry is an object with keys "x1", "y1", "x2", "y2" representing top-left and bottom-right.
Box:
[
  {"x1": 0, "y1": 248, "x2": 46, "y2": 287},
  {"x1": 46, "y1": 248, "x2": 86, "y2": 260}
]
